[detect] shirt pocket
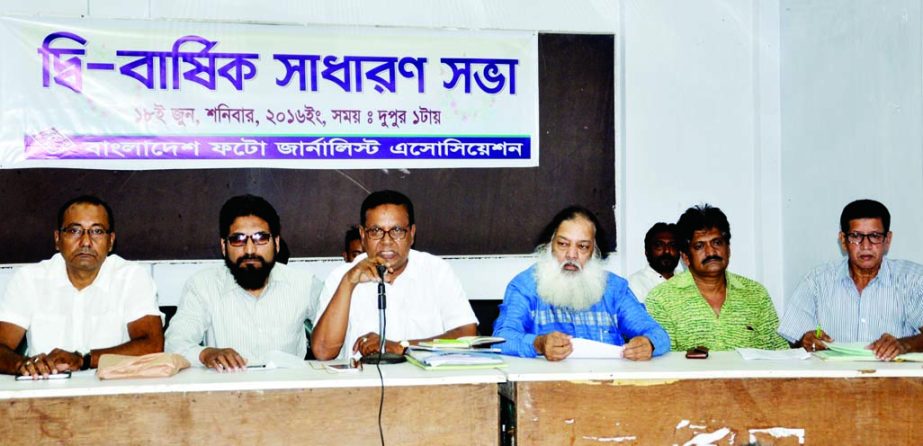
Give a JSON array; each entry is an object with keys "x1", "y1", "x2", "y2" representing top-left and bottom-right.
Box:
[{"x1": 29, "y1": 313, "x2": 66, "y2": 355}]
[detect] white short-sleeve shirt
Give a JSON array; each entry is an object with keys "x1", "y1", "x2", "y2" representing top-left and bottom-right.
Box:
[
  {"x1": 628, "y1": 264, "x2": 684, "y2": 303},
  {"x1": 315, "y1": 250, "x2": 478, "y2": 359},
  {"x1": 0, "y1": 253, "x2": 161, "y2": 355}
]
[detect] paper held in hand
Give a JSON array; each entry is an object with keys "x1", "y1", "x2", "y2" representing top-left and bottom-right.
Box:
[{"x1": 567, "y1": 338, "x2": 624, "y2": 359}]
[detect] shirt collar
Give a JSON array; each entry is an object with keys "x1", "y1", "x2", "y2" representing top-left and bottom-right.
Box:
[
  {"x1": 836, "y1": 256, "x2": 891, "y2": 287},
  {"x1": 724, "y1": 270, "x2": 745, "y2": 290},
  {"x1": 645, "y1": 263, "x2": 683, "y2": 280},
  {"x1": 391, "y1": 249, "x2": 419, "y2": 283},
  {"x1": 221, "y1": 261, "x2": 283, "y2": 297},
  {"x1": 671, "y1": 269, "x2": 743, "y2": 290},
  {"x1": 50, "y1": 252, "x2": 114, "y2": 291}
]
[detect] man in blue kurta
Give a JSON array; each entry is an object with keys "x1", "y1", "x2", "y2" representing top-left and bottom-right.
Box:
[{"x1": 493, "y1": 206, "x2": 670, "y2": 361}]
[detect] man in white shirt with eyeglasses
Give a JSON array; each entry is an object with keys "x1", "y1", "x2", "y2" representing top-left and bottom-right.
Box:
[
  {"x1": 311, "y1": 190, "x2": 478, "y2": 361},
  {"x1": 165, "y1": 195, "x2": 319, "y2": 370},
  {"x1": 779, "y1": 199, "x2": 923, "y2": 360},
  {"x1": 0, "y1": 195, "x2": 163, "y2": 378}
]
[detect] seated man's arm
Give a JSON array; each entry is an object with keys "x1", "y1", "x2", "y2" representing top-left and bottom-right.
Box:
[
  {"x1": 644, "y1": 290, "x2": 678, "y2": 352},
  {"x1": 777, "y1": 272, "x2": 824, "y2": 348},
  {"x1": 751, "y1": 285, "x2": 790, "y2": 350},
  {"x1": 0, "y1": 322, "x2": 29, "y2": 375},
  {"x1": 492, "y1": 279, "x2": 544, "y2": 358},
  {"x1": 77, "y1": 263, "x2": 164, "y2": 367},
  {"x1": 81, "y1": 315, "x2": 164, "y2": 368},
  {"x1": 353, "y1": 323, "x2": 478, "y2": 357},
  {"x1": 870, "y1": 278, "x2": 923, "y2": 360},
  {"x1": 312, "y1": 259, "x2": 384, "y2": 360},
  {"x1": 165, "y1": 278, "x2": 214, "y2": 366},
  {"x1": 616, "y1": 285, "x2": 670, "y2": 360},
  {"x1": 164, "y1": 276, "x2": 247, "y2": 370},
  {"x1": 867, "y1": 332, "x2": 920, "y2": 361},
  {"x1": 0, "y1": 271, "x2": 61, "y2": 376},
  {"x1": 349, "y1": 258, "x2": 480, "y2": 358}
]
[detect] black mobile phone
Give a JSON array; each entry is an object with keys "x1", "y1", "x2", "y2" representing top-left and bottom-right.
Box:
[
  {"x1": 16, "y1": 371, "x2": 72, "y2": 381},
  {"x1": 685, "y1": 347, "x2": 709, "y2": 359}
]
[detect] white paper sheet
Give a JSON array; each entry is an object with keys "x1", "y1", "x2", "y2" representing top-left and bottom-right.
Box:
[
  {"x1": 266, "y1": 350, "x2": 309, "y2": 369},
  {"x1": 736, "y1": 348, "x2": 811, "y2": 361},
  {"x1": 567, "y1": 338, "x2": 624, "y2": 359}
]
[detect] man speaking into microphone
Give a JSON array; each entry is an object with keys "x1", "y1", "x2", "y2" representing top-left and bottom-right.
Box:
[{"x1": 311, "y1": 190, "x2": 478, "y2": 361}]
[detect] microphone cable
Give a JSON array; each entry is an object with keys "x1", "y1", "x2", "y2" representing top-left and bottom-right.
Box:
[
  {"x1": 375, "y1": 264, "x2": 387, "y2": 446},
  {"x1": 375, "y1": 314, "x2": 386, "y2": 446}
]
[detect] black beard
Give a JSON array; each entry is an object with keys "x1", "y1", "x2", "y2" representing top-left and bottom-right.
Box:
[
  {"x1": 649, "y1": 253, "x2": 680, "y2": 275},
  {"x1": 224, "y1": 254, "x2": 275, "y2": 291}
]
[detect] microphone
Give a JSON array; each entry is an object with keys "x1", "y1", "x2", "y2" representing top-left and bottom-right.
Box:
[
  {"x1": 361, "y1": 263, "x2": 406, "y2": 365},
  {"x1": 376, "y1": 264, "x2": 386, "y2": 310}
]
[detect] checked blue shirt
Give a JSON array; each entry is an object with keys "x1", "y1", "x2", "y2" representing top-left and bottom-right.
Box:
[{"x1": 492, "y1": 265, "x2": 670, "y2": 358}]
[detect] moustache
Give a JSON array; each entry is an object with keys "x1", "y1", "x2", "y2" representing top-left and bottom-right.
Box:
[
  {"x1": 701, "y1": 256, "x2": 723, "y2": 264},
  {"x1": 560, "y1": 260, "x2": 582, "y2": 271},
  {"x1": 236, "y1": 254, "x2": 266, "y2": 267}
]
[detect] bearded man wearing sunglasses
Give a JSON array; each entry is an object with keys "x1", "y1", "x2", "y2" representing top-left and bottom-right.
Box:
[
  {"x1": 779, "y1": 199, "x2": 923, "y2": 360},
  {"x1": 165, "y1": 195, "x2": 319, "y2": 370}
]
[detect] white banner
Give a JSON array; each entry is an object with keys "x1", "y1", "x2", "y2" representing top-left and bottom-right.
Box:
[{"x1": 0, "y1": 17, "x2": 538, "y2": 170}]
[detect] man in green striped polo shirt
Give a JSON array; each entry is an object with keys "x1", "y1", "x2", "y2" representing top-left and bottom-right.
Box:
[{"x1": 646, "y1": 204, "x2": 788, "y2": 352}]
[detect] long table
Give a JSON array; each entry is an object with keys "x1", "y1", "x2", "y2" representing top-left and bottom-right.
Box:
[
  {"x1": 4, "y1": 352, "x2": 923, "y2": 445},
  {"x1": 0, "y1": 362, "x2": 505, "y2": 445},
  {"x1": 502, "y1": 351, "x2": 923, "y2": 445}
]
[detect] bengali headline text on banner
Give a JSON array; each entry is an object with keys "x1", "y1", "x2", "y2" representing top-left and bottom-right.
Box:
[{"x1": 0, "y1": 17, "x2": 538, "y2": 170}]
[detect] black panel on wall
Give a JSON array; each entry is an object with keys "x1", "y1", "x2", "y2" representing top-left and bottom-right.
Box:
[{"x1": 0, "y1": 34, "x2": 615, "y2": 264}]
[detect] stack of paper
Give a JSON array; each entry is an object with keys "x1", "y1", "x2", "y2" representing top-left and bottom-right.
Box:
[
  {"x1": 416, "y1": 336, "x2": 505, "y2": 350},
  {"x1": 814, "y1": 342, "x2": 923, "y2": 362},
  {"x1": 405, "y1": 350, "x2": 506, "y2": 370}
]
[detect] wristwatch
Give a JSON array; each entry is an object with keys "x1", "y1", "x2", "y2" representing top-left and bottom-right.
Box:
[
  {"x1": 399, "y1": 340, "x2": 411, "y2": 355},
  {"x1": 76, "y1": 350, "x2": 91, "y2": 370}
]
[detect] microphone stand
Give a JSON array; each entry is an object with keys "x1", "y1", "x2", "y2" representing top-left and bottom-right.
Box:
[{"x1": 361, "y1": 264, "x2": 406, "y2": 365}]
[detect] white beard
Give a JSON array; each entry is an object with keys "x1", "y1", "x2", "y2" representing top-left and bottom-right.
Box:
[{"x1": 534, "y1": 244, "x2": 608, "y2": 311}]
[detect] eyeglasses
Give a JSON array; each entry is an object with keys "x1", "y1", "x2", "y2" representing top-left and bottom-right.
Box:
[
  {"x1": 364, "y1": 226, "x2": 409, "y2": 241},
  {"x1": 845, "y1": 232, "x2": 886, "y2": 245},
  {"x1": 59, "y1": 226, "x2": 110, "y2": 240},
  {"x1": 226, "y1": 231, "x2": 273, "y2": 247}
]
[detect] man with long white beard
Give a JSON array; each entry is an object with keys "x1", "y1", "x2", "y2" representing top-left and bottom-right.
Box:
[
  {"x1": 165, "y1": 195, "x2": 319, "y2": 370},
  {"x1": 492, "y1": 206, "x2": 670, "y2": 361}
]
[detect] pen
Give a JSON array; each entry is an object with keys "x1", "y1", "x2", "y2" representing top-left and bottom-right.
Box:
[{"x1": 246, "y1": 364, "x2": 267, "y2": 369}]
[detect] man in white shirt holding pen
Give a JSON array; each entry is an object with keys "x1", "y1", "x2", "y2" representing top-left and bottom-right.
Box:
[{"x1": 165, "y1": 195, "x2": 319, "y2": 371}]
